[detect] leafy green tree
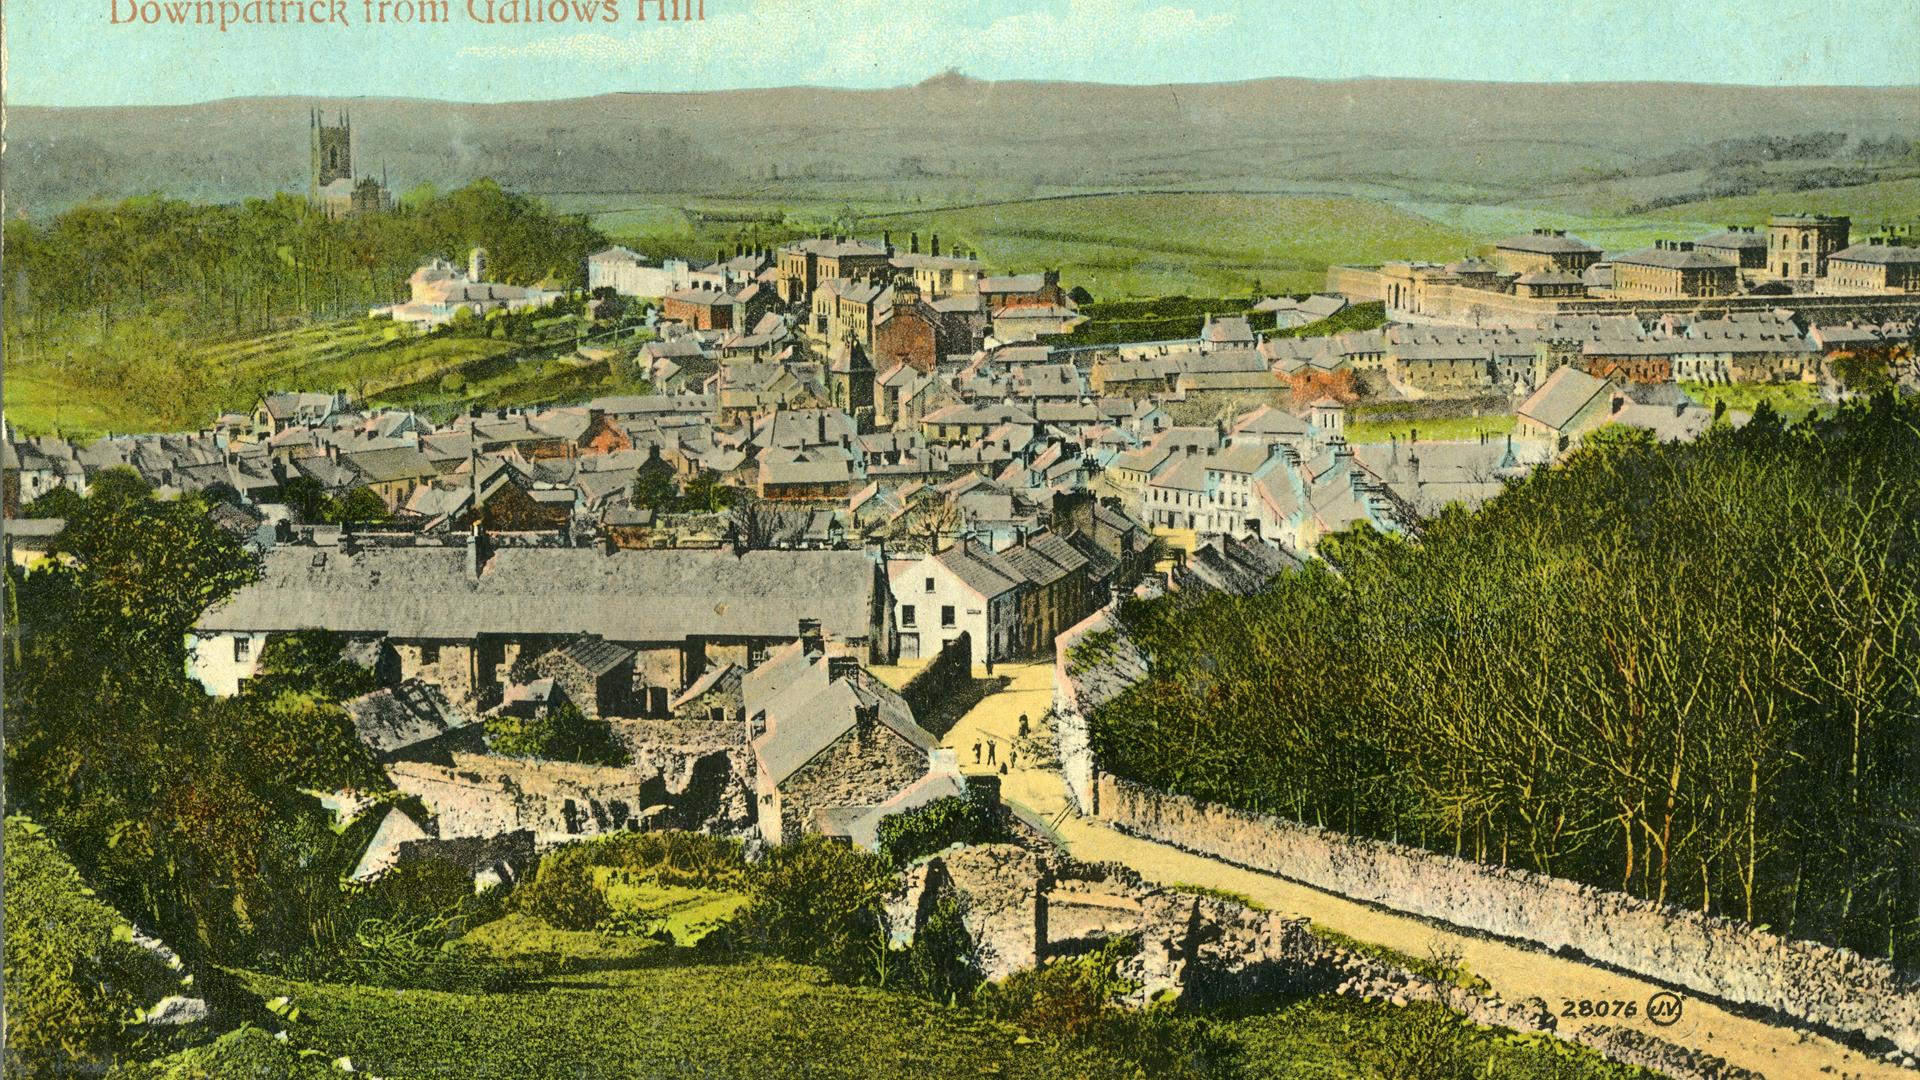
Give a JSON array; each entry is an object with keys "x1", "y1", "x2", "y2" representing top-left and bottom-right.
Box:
[
  {"x1": 681, "y1": 470, "x2": 734, "y2": 513},
  {"x1": 1090, "y1": 395, "x2": 1920, "y2": 962},
  {"x1": 20, "y1": 486, "x2": 85, "y2": 519}
]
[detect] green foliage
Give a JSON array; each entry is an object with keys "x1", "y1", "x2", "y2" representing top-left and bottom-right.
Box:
[
  {"x1": 239, "y1": 957, "x2": 1134, "y2": 1079},
  {"x1": 20, "y1": 486, "x2": 86, "y2": 519},
  {"x1": 483, "y1": 699, "x2": 628, "y2": 765},
  {"x1": 894, "y1": 893, "x2": 982, "y2": 1003},
  {"x1": 874, "y1": 788, "x2": 1008, "y2": 870},
  {"x1": 736, "y1": 836, "x2": 894, "y2": 982},
  {"x1": 107, "y1": 1025, "x2": 339, "y2": 1080},
  {"x1": 3, "y1": 817, "x2": 178, "y2": 1079},
  {"x1": 630, "y1": 456, "x2": 680, "y2": 512},
  {"x1": 1092, "y1": 395, "x2": 1920, "y2": 962},
  {"x1": 249, "y1": 629, "x2": 381, "y2": 701},
  {"x1": 1265, "y1": 300, "x2": 1390, "y2": 340},
  {"x1": 3, "y1": 183, "x2": 607, "y2": 435},
  {"x1": 513, "y1": 831, "x2": 748, "y2": 934},
  {"x1": 1226, "y1": 996, "x2": 1651, "y2": 1080},
  {"x1": 977, "y1": 937, "x2": 1239, "y2": 1080},
  {"x1": 273, "y1": 859, "x2": 515, "y2": 993},
  {"x1": 1832, "y1": 349, "x2": 1900, "y2": 393}
]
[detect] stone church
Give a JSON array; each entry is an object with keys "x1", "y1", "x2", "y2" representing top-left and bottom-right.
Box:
[{"x1": 309, "y1": 110, "x2": 392, "y2": 220}]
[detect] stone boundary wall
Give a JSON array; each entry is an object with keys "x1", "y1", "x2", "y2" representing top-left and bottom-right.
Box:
[
  {"x1": 1096, "y1": 772, "x2": 1920, "y2": 1057},
  {"x1": 900, "y1": 631, "x2": 971, "y2": 734}
]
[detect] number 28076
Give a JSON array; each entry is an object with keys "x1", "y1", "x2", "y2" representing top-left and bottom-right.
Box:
[{"x1": 1560, "y1": 999, "x2": 1638, "y2": 1019}]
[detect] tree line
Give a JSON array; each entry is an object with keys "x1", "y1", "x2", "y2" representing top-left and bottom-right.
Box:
[
  {"x1": 1089, "y1": 398, "x2": 1920, "y2": 966},
  {"x1": 3, "y1": 180, "x2": 606, "y2": 348}
]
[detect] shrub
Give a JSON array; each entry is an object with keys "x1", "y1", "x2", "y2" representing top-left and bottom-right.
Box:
[
  {"x1": 511, "y1": 831, "x2": 748, "y2": 932},
  {"x1": 3, "y1": 816, "x2": 178, "y2": 1078},
  {"x1": 106, "y1": 1024, "x2": 339, "y2": 1080},
  {"x1": 894, "y1": 893, "x2": 981, "y2": 1003},
  {"x1": 874, "y1": 788, "x2": 1007, "y2": 870},
  {"x1": 484, "y1": 700, "x2": 627, "y2": 765},
  {"x1": 736, "y1": 836, "x2": 892, "y2": 982},
  {"x1": 976, "y1": 936, "x2": 1239, "y2": 1079}
]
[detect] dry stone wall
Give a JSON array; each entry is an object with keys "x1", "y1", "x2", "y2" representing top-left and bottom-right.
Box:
[
  {"x1": 1097, "y1": 772, "x2": 1920, "y2": 1058},
  {"x1": 888, "y1": 843, "x2": 1759, "y2": 1080}
]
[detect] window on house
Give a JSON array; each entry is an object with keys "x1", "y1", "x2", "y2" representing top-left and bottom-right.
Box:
[
  {"x1": 941, "y1": 605, "x2": 956, "y2": 628},
  {"x1": 233, "y1": 637, "x2": 251, "y2": 663},
  {"x1": 421, "y1": 643, "x2": 441, "y2": 664},
  {"x1": 924, "y1": 576, "x2": 935, "y2": 593},
  {"x1": 902, "y1": 604, "x2": 917, "y2": 627}
]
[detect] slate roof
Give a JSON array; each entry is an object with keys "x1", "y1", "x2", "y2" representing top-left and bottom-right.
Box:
[
  {"x1": 1614, "y1": 247, "x2": 1737, "y2": 271},
  {"x1": 1829, "y1": 243, "x2": 1920, "y2": 265},
  {"x1": 1519, "y1": 367, "x2": 1612, "y2": 432},
  {"x1": 344, "y1": 679, "x2": 462, "y2": 757},
  {"x1": 1496, "y1": 232, "x2": 1599, "y2": 255},
  {"x1": 554, "y1": 634, "x2": 637, "y2": 676},
  {"x1": 196, "y1": 546, "x2": 880, "y2": 642}
]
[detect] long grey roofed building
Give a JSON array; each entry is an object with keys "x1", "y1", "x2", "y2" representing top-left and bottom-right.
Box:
[{"x1": 195, "y1": 545, "x2": 882, "y2": 643}]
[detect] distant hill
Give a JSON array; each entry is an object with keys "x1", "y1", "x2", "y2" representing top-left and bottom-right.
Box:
[{"x1": 6, "y1": 77, "x2": 1919, "y2": 214}]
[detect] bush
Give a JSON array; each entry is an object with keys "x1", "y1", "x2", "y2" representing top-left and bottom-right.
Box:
[
  {"x1": 272, "y1": 859, "x2": 515, "y2": 992},
  {"x1": 736, "y1": 836, "x2": 893, "y2": 982},
  {"x1": 3, "y1": 816, "x2": 179, "y2": 1078},
  {"x1": 484, "y1": 700, "x2": 627, "y2": 765},
  {"x1": 975, "y1": 936, "x2": 1239, "y2": 1079},
  {"x1": 874, "y1": 788, "x2": 1007, "y2": 870},
  {"x1": 894, "y1": 893, "x2": 981, "y2": 1003}
]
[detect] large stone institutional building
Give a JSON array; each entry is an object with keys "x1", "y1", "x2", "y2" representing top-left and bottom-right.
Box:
[
  {"x1": 309, "y1": 110, "x2": 391, "y2": 221},
  {"x1": 1332, "y1": 213, "x2": 1920, "y2": 325}
]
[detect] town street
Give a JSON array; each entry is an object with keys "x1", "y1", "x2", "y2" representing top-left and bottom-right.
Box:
[{"x1": 940, "y1": 660, "x2": 1908, "y2": 1080}]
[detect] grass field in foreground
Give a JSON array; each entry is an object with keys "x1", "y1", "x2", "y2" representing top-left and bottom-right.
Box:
[{"x1": 228, "y1": 910, "x2": 1650, "y2": 1080}]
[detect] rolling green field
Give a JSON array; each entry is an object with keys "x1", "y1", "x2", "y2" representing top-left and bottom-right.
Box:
[
  {"x1": 570, "y1": 191, "x2": 1482, "y2": 298},
  {"x1": 1647, "y1": 176, "x2": 1920, "y2": 230},
  {"x1": 861, "y1": 192, "x2": 1481, "y2": 297}
]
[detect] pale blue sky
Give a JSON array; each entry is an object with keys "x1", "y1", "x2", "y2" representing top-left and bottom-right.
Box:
[{"x1": 7, "y1": 0, "x2": 1918, "y2": 106}]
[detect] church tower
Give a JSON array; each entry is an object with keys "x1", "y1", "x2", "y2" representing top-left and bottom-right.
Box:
[{"x1": 310, "y1": 109, "x2": 352, "y2": 201}]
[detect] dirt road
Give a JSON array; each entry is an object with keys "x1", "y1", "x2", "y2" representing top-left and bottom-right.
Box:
[{"x1": 938, "y1": 660, "x2": 1906, "y2": 1080}]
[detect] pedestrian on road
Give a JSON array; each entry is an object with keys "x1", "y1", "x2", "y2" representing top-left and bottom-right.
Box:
[
  {"x1": 1018, "y1": 713, "x2": 1030, "y2": 737},
  {"x1": 986, "y1": 657, "x2": 995, "y2": 676},
  {"x1": 986, "y1": 740, "x2": 997, "y2": 765},
  {"x1": 1009, "y1": 750, "x2": 1017, "y2": 769},
  {"x1": 972, "y1": 741, "x2": 982, "y2": 764}
]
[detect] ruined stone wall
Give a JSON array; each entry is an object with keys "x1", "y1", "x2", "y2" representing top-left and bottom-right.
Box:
[
  {"x1": 1096, "y1": 772, "x2": 1920, "y2": 1057},
  {"x1": 389, "y1": 742, "x2": 751, "y2": 847}
]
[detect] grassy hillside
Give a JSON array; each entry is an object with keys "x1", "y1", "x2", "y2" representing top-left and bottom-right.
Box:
[{"x1": 1643, "y1": 176, "x2": 1920, "y2": 229}]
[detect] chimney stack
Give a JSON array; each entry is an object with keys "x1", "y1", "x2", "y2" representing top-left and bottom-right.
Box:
[{"x1": 931, "y1": 234, "x2": 941, "y2": 257}]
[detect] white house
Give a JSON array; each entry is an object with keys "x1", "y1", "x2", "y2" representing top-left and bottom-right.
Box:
[
  {"x1": 887, "y1": 539, "x2": 1025, "y2": 666},
  {"x1": 587, "y1": 247, "x2": 697, "y2": 298}
]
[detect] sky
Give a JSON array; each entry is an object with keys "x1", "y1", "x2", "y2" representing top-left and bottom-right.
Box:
[{"x1": 6, "y1": 0, "x2": 1918, "y2": 107}]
